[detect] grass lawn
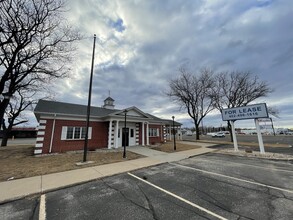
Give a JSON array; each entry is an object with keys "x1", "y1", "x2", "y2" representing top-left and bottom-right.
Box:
[
  {"x1": 150, "y1": 141, "x2": 201, "y2": 153},
  {"x1": 0, "y1": 141, "x2": 201, "y2": 182}
]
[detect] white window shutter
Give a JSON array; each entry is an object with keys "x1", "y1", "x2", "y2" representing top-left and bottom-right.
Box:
[
  {"x1": 88, "y1": 127, "x2": 92, "y2": 139},
  {"x1": 61, "y1": 126, "x2": 67, "y2": 140}
]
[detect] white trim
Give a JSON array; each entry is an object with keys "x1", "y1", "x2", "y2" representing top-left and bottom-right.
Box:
[
  {"x1": 38, "y1": 125, "x2": 46, "y2": 130},
  {"x1": 35, "y1": 143, "x2": 43, "y2": 148},
  {"x1": 36, "y1": 112, "x2": 105, "y2": 120},
  {"x1": 136, "y1": 123, "x2": 140, "y2": 145},
  {"x1": 60, "y1": 126, "x2": 92, "y2": 140},
  {"x1": 142, "y1": 122, "x2": 145, "y2": 146},
  {"x1": 39, "y1": 120, "x2": 47, "y2": 124},
  {"x1": 34, "y1": 149, "x2": 42, "y2": 154},
  {"x1": 37, "y1": 137, "x2": 44, "y2": 142},
  {"x1": 108, "y1": 120, "x2": 113, "y2": 149},
  {"x1": 37, "y1": 131, "x2": 45, "y2": 136},
  {"x1": 114, "y1": 121, "x2": 119, "y2": 148},
  {"x1": 146, "y1": 123, "x2": 149, "y2": 145},
  {"x1": 88, "y1": 127, "x2": 92, "y2": 139},
  {"x1": 61, "y1": 126, "x2": 67, "y2": 140}
]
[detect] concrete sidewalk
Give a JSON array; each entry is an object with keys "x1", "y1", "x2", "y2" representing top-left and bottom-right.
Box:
[{"x1": 0, "y1": 142, "x2": 216, "y2": 203}]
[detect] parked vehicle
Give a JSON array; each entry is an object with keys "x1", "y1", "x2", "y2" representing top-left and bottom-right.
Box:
[{"x1": 212, "y1": 132, "x2": 225, "y2": 138}]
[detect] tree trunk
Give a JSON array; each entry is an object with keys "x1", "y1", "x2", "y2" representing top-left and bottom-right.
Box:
[
  {"x1": 1, "y1": 119, "x2": 14, "y2": 147},
  {"x1": 0, "y1": 99, "x2": 10, "y2": 130},
  {"x1": 195, "y1": 123, "x2": 200, "y2": 140},
  {"x1": 1, "y1": 130, "x2": 9, "y2": 146}
]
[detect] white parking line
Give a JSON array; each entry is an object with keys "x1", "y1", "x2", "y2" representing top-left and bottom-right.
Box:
[
  {"x1": 39, "y1": 194, "x2": 46, "y2": 220},
  {"x1": 170, "y1": 163, "x2": 293, "y2": 194},
  {"x1": 194, "y1": 157, "x2": 293, "y2": 173},
  {"x1": 128, "y1": 172, "x2": 228, "y2": 220}
]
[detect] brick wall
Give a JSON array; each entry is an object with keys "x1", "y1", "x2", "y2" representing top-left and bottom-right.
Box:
[
  {"x1": 40, "y1": 119, "x2": 108, "y2": 154},
  {"x1": 149, "y1": 124, "x2": 164, "y2": 145}
]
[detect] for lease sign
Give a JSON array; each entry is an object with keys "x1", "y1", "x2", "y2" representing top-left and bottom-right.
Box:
[{"x1": 221, "y1": 103, "x2": 269, "y2": 121}]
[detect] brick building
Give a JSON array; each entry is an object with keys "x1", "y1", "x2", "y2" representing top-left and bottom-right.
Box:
[{"x1": 33, "y1": 97, "x2": 181, "y2": 154}]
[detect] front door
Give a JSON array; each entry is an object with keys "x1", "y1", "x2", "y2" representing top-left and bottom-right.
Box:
[{"x1": 122, "y1": 128, "x2": 129, "y2": 147}]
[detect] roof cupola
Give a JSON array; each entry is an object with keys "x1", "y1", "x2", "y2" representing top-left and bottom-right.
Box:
[{"x1": 103, "y1": 96, "x2": 115, "y2": 109}]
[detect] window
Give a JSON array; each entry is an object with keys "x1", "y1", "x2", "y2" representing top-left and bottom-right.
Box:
[
  {"x1": 81, "y1": 127, "x2": 86, "y2": 138},
  {"x1": 130, "y1": 129, "x2": 134, "y2": 137},
  {"x1": 66, "y1": 127, "x2": 74, "y2": 139},
  {"x1": 149, "y1": 128, "x2": 159, "y2": 137},
  {"x1": 74, "y1": 127, "x2": 81, "y2": 139},
  {"x1": 61, "y1": 126, "x2": 92, "y2": 140}
]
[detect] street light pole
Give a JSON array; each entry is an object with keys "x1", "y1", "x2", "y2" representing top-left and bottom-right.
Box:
[
  {"x1": 123, "y1": 109, "x2": 127, "y2": 158},
  {"x1": 83, "y1": 34, "x2": 96, "y2": 163},
  {"x1": 172, "y1": 116, "x2": 176, "y2": 151}
]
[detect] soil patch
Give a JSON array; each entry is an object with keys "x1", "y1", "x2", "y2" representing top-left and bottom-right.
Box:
[
  {"x1": 150, "y1": 141, "x2": 201, "y2": 153},
  {"x1": 0, "y1": 145, "x2": 143, "y2": 182},
  {"x1": 0, "y1": 142, "x2": 202, "y2": 182}
]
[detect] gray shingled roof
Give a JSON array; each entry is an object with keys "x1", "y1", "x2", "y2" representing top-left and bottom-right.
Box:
[
  {"x1": 34, "y1": 100, "x2": 119, "y2": 119},
  {"x1": 146, "y1": 113, "x2": 182, "y2": 126},
  {"x1": 34, "y1": 99, "x2": 182, "y2": 126}
]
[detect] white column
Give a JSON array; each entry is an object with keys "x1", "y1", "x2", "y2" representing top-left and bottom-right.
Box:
[
  {"x1": 163, "y1": 125, "x2": 166, "y2": 143},
  {"x1": 108, "y1": 120, "x2": 112, "y2": 149},
  {"x1": 255, "y1": 119, "x2": 265, "y2": 154},
  {"x1": 230, "y1": 121, "x2": 239, "y2": 151},
  {"x1": 142, "y1": 122, "x2": 145, "y2": 146},
  {"x1": 146, "y1": 122, "x2": 149, "y2": 145},
  {"x1": 115, "y1": 120, "x2": 119, "y2": 148}
]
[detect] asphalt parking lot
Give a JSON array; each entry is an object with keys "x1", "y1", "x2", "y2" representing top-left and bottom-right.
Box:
[{"x1": 1, "y1": 153, "x2": 293, "y2": 220}]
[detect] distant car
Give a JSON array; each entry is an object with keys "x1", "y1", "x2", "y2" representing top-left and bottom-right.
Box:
[
  {"x1": 212, "y1": 132, "x2": 225, "y2": 138},
  {"x1": 186, "y1": 131, "x2": 193, "y2": 136}
]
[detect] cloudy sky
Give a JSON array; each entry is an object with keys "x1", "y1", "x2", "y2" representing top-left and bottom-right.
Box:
[{"x1": 29, "y1": 0, "x2": 293, "y2": 129}]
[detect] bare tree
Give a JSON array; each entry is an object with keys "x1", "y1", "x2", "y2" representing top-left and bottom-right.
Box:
[
  {"x1": 166, "y1": 68, "x2": 216, "y2": 140},
  {"x1": 0, "y1": 0, "x2": 81, "y2": 132},
  {"x1": 1, "y1": 88, "x2": 38, "y2": 146},
  {"x1": 267, "y1": 106, "x2": 280, "y2": 118},
  {"x1": 213, "y1": 71, "x2": 273, "y2": 141}
]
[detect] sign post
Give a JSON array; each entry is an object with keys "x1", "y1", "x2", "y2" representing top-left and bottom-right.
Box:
[
  {"x1": 255, "y1": 119, "x2": 265, "y2": 153},
  {"x1": 230, "y1": 121, "x2": 238, "y2": 151},
  {"x1": 221, "y1": 103, "x2": 269, "y2": 154}
]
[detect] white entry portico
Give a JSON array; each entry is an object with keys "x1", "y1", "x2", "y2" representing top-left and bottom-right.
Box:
[{"x1": 105, "y1": 107, "x2": 153, "y2": 149}]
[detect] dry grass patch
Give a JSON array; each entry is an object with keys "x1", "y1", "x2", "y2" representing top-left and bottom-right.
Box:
[
  {"x1": 0, "y1": 145, "x2": 143, "y2": 182},
  {"x1": 151, "y1": 141, "x2": 201, "y2": 153}
]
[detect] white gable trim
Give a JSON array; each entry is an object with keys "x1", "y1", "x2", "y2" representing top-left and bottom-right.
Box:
[{"x1": 110, "y1": 106, "x2": 152, "y2": 119}]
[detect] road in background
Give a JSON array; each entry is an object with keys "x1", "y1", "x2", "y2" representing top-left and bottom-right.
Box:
[
  {"x1": 183, "y1": 134, "x2": 293, "y2": 146},
  {"x1": 0, "y1": 138, "x2": 36, "y2": 146}
]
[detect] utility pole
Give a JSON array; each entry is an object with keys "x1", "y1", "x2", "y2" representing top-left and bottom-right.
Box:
[{"x1": 83, "y1": 34, "x2": 96, "y2": 162}]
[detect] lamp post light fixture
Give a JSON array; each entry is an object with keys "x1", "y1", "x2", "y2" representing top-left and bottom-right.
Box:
[
  {"x1": 123, "y1": 109, "x2": 128, "y2": 158},
  {"x1": 83, "y1": 34, "x2": 96, "y2": 163},
  {"x1": 172, "y1": 116, "x2": 176, "y2": 151}
]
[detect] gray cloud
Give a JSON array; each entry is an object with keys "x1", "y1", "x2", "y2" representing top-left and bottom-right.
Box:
[{"x1": 40, "y1": 0, "x2": 293, "y2": 129}]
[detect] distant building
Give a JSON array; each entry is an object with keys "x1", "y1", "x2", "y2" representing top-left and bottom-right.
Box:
[
  {"x1": 33, "y1": 97, "x2": 181, "y2": 155},
  {"x1": 0, "y1": 127, "x2": 37, "y2": 138}
]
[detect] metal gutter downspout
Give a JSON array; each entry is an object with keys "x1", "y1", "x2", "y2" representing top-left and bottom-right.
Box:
[{"x1": 49, "y1": 114, "x2": 56, "y2": 153}]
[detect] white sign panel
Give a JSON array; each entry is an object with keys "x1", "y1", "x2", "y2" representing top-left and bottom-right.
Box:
[{"x1": 222, "y1": 103, "x2": 268, "y2": 121}]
